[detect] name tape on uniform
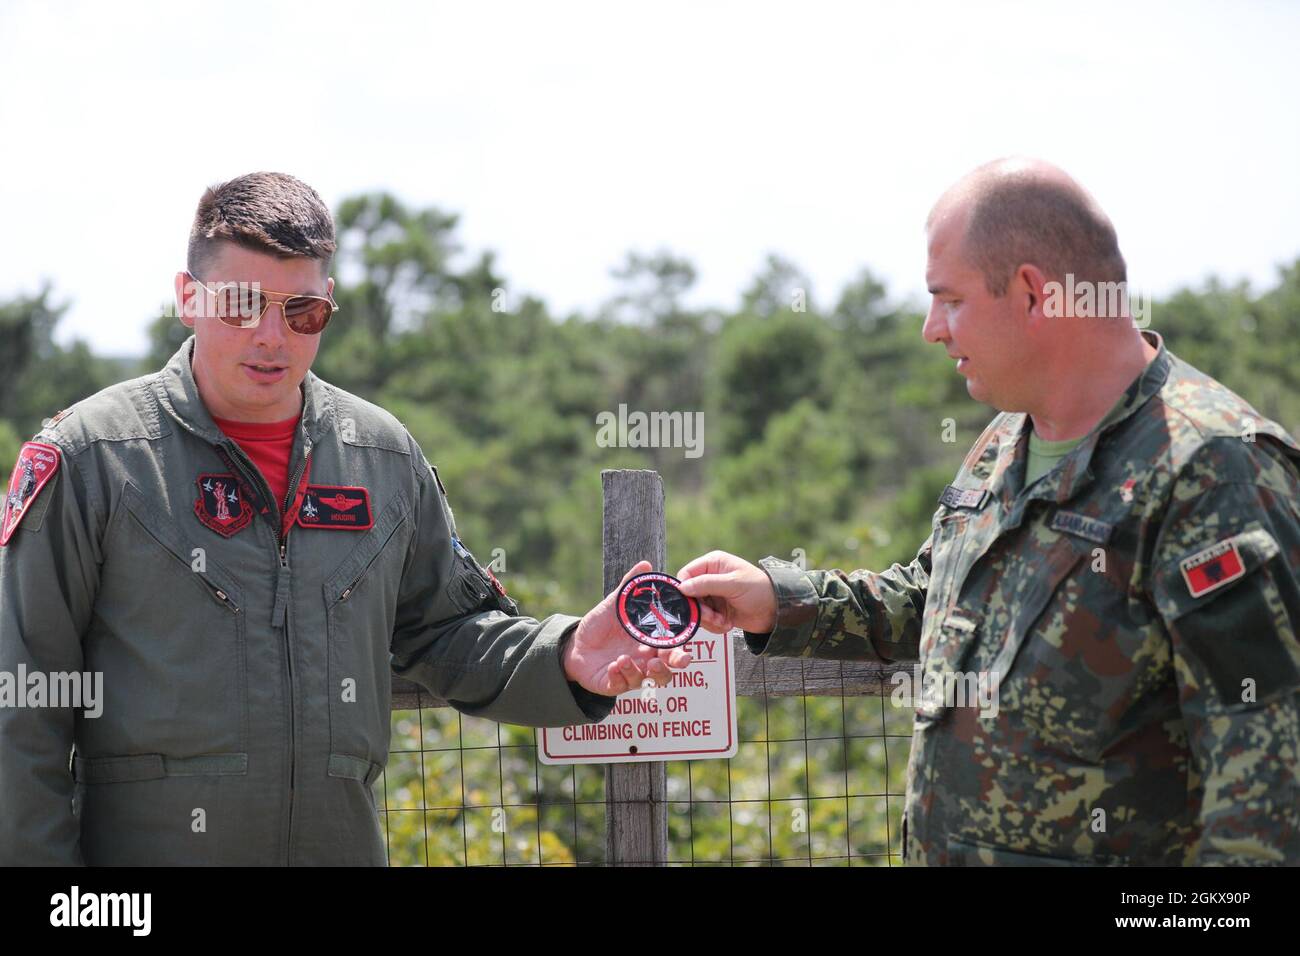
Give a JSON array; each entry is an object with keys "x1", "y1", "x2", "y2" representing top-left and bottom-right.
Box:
[
  {"x1": 1050, "y1": 510, "x2": 1114, "y2": 544},
  {"x1": 938, "y1": 485, "x2": 989, "y2": 510},
  {"x1": 297, "y1": 484, "x2": 373, "y2": 530}
]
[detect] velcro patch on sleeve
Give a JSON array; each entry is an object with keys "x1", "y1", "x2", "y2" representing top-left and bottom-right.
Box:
[
  {"x1": 1180, "y1": 539, "x2": 1247, "y2": 598},
  {"x1": 297, "y1": 484, "x2": 373, "y2": 530},
  {"x1": 938, "y1": 484, "x2": 989, "y2": 510},
  {"x1": 1, "y1": 442, "x2": 62, "y2": 546}
]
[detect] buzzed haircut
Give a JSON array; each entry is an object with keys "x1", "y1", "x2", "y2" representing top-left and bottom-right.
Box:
[
  {"x1": 187, "y1": 172, "x2": 336, "y2": 278},
  {"x1": 958, "y1": 173, "x2": 1127, "y2": 297}
]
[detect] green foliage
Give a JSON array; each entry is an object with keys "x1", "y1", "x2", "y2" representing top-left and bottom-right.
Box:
[
  {"x1": 0, "y1": 420, "x2": 20, "y2": 477},
  {"x1": 0, "y1": 286, "x2": 125, "y2": 440}
]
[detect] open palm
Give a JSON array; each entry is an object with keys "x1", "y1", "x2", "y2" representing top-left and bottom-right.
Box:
[{"x1": 564, "y1": 561, "x2": 694, "y2": 695}]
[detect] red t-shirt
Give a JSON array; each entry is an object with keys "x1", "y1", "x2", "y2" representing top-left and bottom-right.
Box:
[{"x1": 212, "y1": 413, "x2": 301, "y2": 512}]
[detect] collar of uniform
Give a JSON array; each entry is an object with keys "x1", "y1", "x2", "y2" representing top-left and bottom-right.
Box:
[
  {"x1": 1016, "y1": 329, "x2": 1172, "y2": 506},
  {"x1": 964, "y1": 329, "x2": 1170, "y2": 518},
  {"x1": 153, "y1": 334, "x2": 334, "y2": 446}
]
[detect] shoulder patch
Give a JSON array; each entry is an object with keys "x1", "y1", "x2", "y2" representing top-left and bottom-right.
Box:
[
  {"x1": 1, "y1": 442, "x2": 62, "y2": 546},
  {"x1": 1180, "y1": 539, "x2": 1247, "y2": 598}
]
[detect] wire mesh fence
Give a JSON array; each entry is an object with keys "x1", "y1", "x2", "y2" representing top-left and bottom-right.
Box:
[
  {"x1": 377, "y1": 664, "x2": 912, "y2": 866},
  {"x1": 375, "y1": 470, "x2": 916, "y2": 866}
]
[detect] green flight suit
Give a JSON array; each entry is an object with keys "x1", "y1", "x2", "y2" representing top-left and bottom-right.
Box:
[{"x1": 0, "y1": 335, "x2": 616, "y2": 865}]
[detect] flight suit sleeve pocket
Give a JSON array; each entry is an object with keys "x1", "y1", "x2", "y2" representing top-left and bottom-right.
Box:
[
  {"x1": 449, "y1": 564, "x2": 490, "y2": 612},
  {"x1": 1153, "y1": 527, "x2": 1299, "y2": 708},
  {"x1": 446, "y1": 546, "x2": 518, "y2": 616}
]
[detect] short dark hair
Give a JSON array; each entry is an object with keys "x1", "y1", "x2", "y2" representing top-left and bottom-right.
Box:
[
  {"x1": 961, "y1": 176, "x2": 1126, "y2": 296},
  {"x1": 187, "y1": 171, "x2": 336, "y2": 277}
]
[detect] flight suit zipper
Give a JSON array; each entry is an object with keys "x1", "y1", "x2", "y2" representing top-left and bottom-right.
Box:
[
  {"x1": 277, "y1": 446, "x2": 312, "y2": 866},
  {"x1": 215, "y1": 435, "x2": 312, "y2": 866}
]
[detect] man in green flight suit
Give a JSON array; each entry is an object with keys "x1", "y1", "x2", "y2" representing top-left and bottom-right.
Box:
[
  {"x1": 0, "y1": 171, "x2": 690, "y2": 866},
  {"x1": 678, "y1": 158, "x2": 1300, "y2": 865}
]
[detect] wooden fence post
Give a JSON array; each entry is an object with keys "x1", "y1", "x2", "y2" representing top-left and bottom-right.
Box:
[{"x1": 601, "y1": 469, "x2": 669, "y2": 867}]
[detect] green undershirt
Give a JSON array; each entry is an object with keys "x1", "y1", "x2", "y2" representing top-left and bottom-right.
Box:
[
  {"x1": 1025, "y1": 386, "x2": 1134, "y2": 488},
  {"x1": 1025, "y1": 430, "x2": 1086, "y2": 487},
  {"x1": 1024, "y1": 344, "x2": 1159, "y2": 489}
]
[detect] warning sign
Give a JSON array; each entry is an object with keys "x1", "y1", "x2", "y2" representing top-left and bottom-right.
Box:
[{"x1": 538, "y1": 630, "x2": 737, "y2": 764}]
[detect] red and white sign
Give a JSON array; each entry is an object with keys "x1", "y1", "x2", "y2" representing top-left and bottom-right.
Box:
[{"x1": 538, "y1": 630, "x2": 737, "y2": 764}]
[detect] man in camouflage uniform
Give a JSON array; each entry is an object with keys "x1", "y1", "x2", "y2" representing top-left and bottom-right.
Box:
[{"x1": 678, "y1": 158, "x2": 1300, "y2": 865}]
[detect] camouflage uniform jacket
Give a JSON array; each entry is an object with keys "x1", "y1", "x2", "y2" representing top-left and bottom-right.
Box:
[
  {"x1": 746, "y1": 330, "x2": 1300, "y2": 865},
  {"x1": 0, "y1": 335, "x2": 617, "y2": 865}
]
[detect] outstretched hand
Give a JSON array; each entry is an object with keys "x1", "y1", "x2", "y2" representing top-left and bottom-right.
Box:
[
  {"x1": 564, "y1": 561, "x2": 694, "y2": 696},
  {"x1": 675, "y1": 550, "x2": 778, "y2": 635}
]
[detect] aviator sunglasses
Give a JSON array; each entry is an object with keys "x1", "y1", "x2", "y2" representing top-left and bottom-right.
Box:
[{"x1": 185, "y1": 270, "x2": 338, "y2": 335}]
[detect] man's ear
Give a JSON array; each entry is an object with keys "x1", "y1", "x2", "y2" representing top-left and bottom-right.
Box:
[
  {"x1": 326, "y1": 276, "x2": 334, "y2": 298},
  {"x1": 1017, "y1": 263, "x2": 1052, "y2": 326},
  {"x1": 174, "y1": 271, "x2": 197, "y2": 329}
]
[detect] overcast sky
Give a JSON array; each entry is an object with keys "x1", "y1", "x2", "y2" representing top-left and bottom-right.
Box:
[{"x1": 2, "y1": 0, "x2": 1297, "y2": 357}]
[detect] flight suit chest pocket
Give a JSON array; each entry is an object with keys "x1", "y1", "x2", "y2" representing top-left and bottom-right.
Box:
[
  {"x1": 93, "y1": 481, "x2": 248, "y2": 756},
  {"x1": 324, "y1": 493, "x2": 411, "y2": 764}
]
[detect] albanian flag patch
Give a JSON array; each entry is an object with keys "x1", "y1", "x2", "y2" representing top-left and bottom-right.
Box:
[
  {"x1": 297, "y1": 484, "x2": 373, "y2": 530},
  {"x1": 194, "y1": 473, "x2": 253, "y2": 538},
  {"x1": 1179, "y1": 538, "x2": 1247, "y2": 598},
  {"x1": 1, "y1": 442, "x2": 61, "y2": 546}
]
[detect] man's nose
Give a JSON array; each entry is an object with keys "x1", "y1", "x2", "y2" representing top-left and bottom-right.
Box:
[
  {"x1": 252, "y1": 297, "x2": 290, "y2": 348},
  {"x1": 921, "y1": 299, "x2": 948, "y2": 345}
]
